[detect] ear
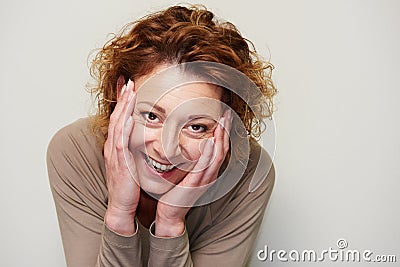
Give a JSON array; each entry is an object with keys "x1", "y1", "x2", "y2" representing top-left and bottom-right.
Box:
[{"x1": 116, "y1": 75, "x2": 126, "y2": 99}]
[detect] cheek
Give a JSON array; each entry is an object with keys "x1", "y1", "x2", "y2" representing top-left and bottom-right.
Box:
[
  {"x1": 128, "y1": 123, "x2": 157, "y2": 150},
  {"x1": 179, "y1": 136, "x2": 204, "y2": 161}
]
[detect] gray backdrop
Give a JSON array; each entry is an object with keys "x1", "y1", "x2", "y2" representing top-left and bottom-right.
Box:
[{"x1": 0, "y1": 0, "x2": 398, "y2": 266}]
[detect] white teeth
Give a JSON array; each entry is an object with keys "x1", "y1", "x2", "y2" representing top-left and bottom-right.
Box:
[{"x1": 145, "y1": 155, "x2": 174, "y2": 173}]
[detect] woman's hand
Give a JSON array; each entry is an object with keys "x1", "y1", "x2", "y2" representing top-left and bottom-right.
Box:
[
  {"x1": 155, "y1": 109, "x2": 232, "y2": 237},
  {"x1": 104, "y1": 78, "x2": 139, "y2": 236}
]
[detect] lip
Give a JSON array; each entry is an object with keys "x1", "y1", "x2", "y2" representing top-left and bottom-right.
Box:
[
  {"x1": 147, "y1": 154, "x2": 174, "y2": 167},
  {"x1": 142, "y1": 153, "x2": 179, "y2": 180}
]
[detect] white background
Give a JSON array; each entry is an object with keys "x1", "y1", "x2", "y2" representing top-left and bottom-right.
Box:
[{"x1": 0, "y1": 0, "x2": 399, "y2": 266}]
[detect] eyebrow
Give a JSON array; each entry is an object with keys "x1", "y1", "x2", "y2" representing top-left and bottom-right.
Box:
[
  {"x1": 187, "y1": 114, "x2": 217, "y2": 121},
  {"x1": 138, "y1": 101, "x2": 166, "y2": 114}
]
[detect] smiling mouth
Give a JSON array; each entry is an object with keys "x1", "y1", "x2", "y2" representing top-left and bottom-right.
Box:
[{"x1": 144, "y1": 154, "x2": 176, "y2": 173}]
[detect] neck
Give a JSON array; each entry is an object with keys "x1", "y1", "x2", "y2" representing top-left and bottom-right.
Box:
[{"x1": 137, "y1": 190, "x2": 158, "y2": 228}]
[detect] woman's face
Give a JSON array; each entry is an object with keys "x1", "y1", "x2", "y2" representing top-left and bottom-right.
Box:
[{"x1": 128, "y1": 65, "x2": 223, "y2": 195}]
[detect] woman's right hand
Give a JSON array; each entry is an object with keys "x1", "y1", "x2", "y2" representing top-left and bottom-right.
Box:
[{"x1": 104, "y1": 78, "x2": 139, "y2": 236}]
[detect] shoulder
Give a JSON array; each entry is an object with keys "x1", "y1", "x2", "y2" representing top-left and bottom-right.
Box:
[
  {"x1": 203, "y1": 138, "x2": 275, "y2": 224},
  {"x1": 222, "y1": 138, "x2": 275, "y2": 200},
  {"x1": 46, "y1": 117, "x2": 106, "y2": 195},
  {"x1": 246, "y1": 138, "x2": 275, "y2": 193},
  {"x1": 46, "y1": 117, "x2": 108, "y2": 219},
  {"x1": 47, "y1": 116, "x2": 105, "y2": 171},
  {"x1": 186, "y1": 139, "x2": 275, "y2": 250},
  {"x1": 47, "y1": 117, "x2": 103, "y2": 157}
]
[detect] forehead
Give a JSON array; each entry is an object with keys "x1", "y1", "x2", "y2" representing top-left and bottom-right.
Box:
[{"x1": 135, "y1": 65, "x2": 222, "y2": 115}]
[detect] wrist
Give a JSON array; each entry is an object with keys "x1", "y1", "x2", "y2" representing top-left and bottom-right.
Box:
[
  {"x1": 154, "y1": 214, "x2": 185, "y2": 237},
  {"x1": 105, "y1": 206, "x2": 136, "y2": 236}
]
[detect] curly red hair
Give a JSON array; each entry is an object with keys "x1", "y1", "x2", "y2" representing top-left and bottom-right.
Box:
[{"x1": 88, "y1": 4, "x2": 277, "y2": 152}]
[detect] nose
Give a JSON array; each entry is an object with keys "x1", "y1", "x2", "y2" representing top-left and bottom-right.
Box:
[{"x1": 152, "y1": 122, "x2": 181, "y2": 163}]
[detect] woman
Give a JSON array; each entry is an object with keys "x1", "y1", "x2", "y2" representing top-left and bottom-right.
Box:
[{"x1": 47, "y1": 5, "x2": 277, "y2": 267}]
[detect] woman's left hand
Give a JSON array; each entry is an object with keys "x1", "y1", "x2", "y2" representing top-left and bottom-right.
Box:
[{"x1": 155, "y1": 109, "x2": 232, "y2": 237}]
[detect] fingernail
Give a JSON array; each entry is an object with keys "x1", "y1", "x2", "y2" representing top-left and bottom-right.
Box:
[
  {"x1": 211, "y1": 137, "x2": 215, "y2": 145},
  {"x1": 220, "y1": 117, "x2": 226, "y2": 128},
  {"x1": 205, "y1": 137, "x2": 214, "y2": 149},
  {"x1": 227, "y1": 110, "x2": 232, "y2": 120},
  {"x1": 127, "y1": 79, "x2": 134, "y2": 91},
  {"x1": 120, "y1": 84, "x2": 126, "y2": 96}
]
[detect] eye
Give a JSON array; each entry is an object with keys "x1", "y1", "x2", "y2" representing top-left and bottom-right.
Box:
[
  {"x1": 188, "y1": 124, "x2": 207, "y2": 133},
  {"x1": 142, "y1": 112, "x2": 159, "y2": 123}
]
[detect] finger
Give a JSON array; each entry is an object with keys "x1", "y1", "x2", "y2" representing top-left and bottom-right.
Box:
[
  {"x1": 184, "y1": 118, "x2": 226, "y2": 186},
  {"x1": 180, "y1": 138, "x2": 214, "y2": 187},
  {"x1": 123, "y1": 92, "x2": 137, "y2": 136},
  {"x1": 105, "y1": 83, "x2": 126, "y2": 153},
  {"x1": 109, "y1": 83, "x2": 127, "y2": 128},
  {"x1": 118, "y1": 93, "x2": 137, "y2": 169},
  {"x1": 106, "y1": 79, "x2": 131, "y2": 158},
  {"x1": 125, "y1": 80, "x2": 136, "y2": 115},
  {"x1": 223, "y1": 109, "x2": 232, "y2": 154},
  {"x1": 112, "y1": 80, "x2": 134, "y2": 139},
  {"x1": 119, "y1": 115, "x2": 136, "y2": 171},
  {"x1": 114, "y1": 80, "x2": 135, "y2": 135},
  {"x1": 201, "y1": 115, "x2": 228, "y2": 182},
  {"x1": 161, "y1": 139, "x2": 216, "y2": 207},
  {"x1": 127, "y1": 78, "x2": 136, "y2": 92},
  {"x1": 214, "y1": 116, "x2": 225, "y2": 164},
  {"x1": 113, "y1": 78, "x2": 133, "y2": 122},
  {"x1": 118, "y1": 81, "x2": 136, "y2": 125},
  {"x1": 105, "y1": 84, "x2": 127, "y2": 154},
  {"x1": 196, "y1": 137, "x2": 215, "y2": 172},
  {"x1": 114, "y1": 81, "x2": 136, "y2": 166}
]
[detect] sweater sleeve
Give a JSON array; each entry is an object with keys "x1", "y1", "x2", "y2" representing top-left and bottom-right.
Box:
[
  {"x1": 190, "y1": 155, "x2": 275, "y2": 266},
  {"x1": 194, "y1": 165, "x2": 274, "y2": 266},
  {"x1": 46, "y1": 119, "x2": 143, "y2": 267},
  {"x1": 145, "y1": 143, "x2": 275, "y2": 267}
]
